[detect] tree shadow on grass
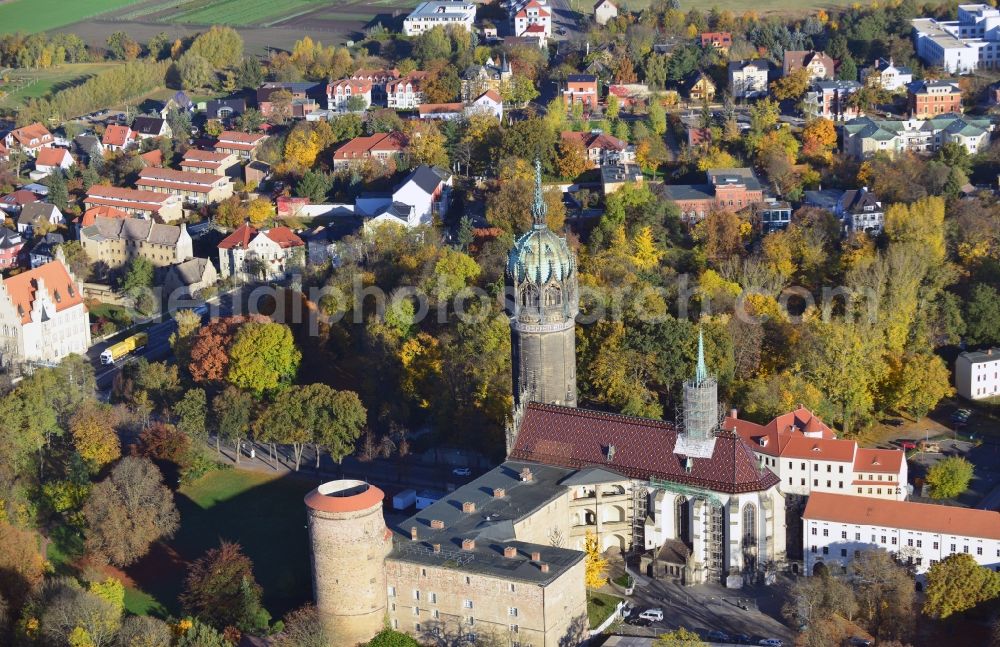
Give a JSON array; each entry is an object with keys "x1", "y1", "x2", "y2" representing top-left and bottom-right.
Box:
[{"x1": 125, "y1": 470, "x2": 320, "y2": 620}]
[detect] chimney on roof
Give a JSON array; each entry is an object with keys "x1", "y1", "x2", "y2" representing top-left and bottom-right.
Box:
[
  {"x1": 462, "y1": 538, "x2": 476, "y2": 551},
  {"x1": 520, "y1": 468, "x2": 533, "y2": 482},
  {"x1": 411, "y1": 526, "x2": 418, "y2": 541},
  {"x1": 540, "y1": 563, "x2": 550, "y2": 573},
  {"x1": 463, "y1": 501, "x2": 476, "y2": 513},
  {"x1": 504, "y1": 546, "x2": 517, "y2": 558},
  {"x1": 431, "y1": 519, "x2": 444, "y2": 529},
  {"x1": 433, "y1": 543, "x2": 441, "y2": 553},
  {"x1": 531, "y1": 551, "x2": 541, "y2": 561},
  {"x1": 730, "y1": 408, "x2": 738, "y2": 419},
  {"x1": 493, "y1": 487, "x2": 506, "y2": 499}
]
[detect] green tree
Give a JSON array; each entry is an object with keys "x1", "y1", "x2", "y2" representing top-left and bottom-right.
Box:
[
  {"x1": 234, "y1": 56, "x2": 264, "y2": 89},
  {"x1": 212, "y1": 386, "x2": 254, "y2": 462},
  {"x1": 295, "y1": 170, "x2": 332, "y2": 203},
  {"x1": 366, "y1": 629, "x2": 420, "y2": 647},
  {"x1": 647, "y1": 101, "x2": 666, "y2": 135},
  {"x1": 146, "y1": 32, "x2": 171, "y2": 61},
  {"x1": 174, "y1": 388, "x2": 207, "y2": 442},
  {"x1": 966, "y1": 284, "x2": 1000, "y2": 346},
  {"x1": 188, "y1": 25, "x2": 244, "y2": 69},
  {"x1": 427, "y1": 247, "x2": 481, "y2": 302},
  {"x1": 45, "y1": 169, "x2": 68, "y2": 211},
  {"x1": 926, "y1": 456, "x2": 974, "y2": 499},
  {"x1": 121, "y1": 255, "x2": 153, "y2": 293},
  {"x1": 106, "y1": 31, "x2": 138, "y2": 61},
  {"x1": 180, "y1": 540, "x2": 270, "y2": 633},
  {"x1": 176, "y1": 618, "x2": 228, "y2": 647},
  {"x1": 851, "y1": 550, "x2": 915, "y2": 644},
  {"x1": 653, "y1": 628, "x2": 707, "y2": 647},
  {"x1": 176, "y1": 52, "x2": 215, "y2": 90},
  {"x1": 236, "y1": 107, "x2": 265, "y2": 133},
  {"x1": 923, "y1": 553, "x2": 1000, "y2": 619},
  {"x1": 413, "y1": 26, "x2": 451, "y2": 64},
  {"x1": 227, "y1": 321, "x2": 301, "y2": 397},
  {"x1": 884, "y1": 352, "x2": 953, "y2": 420},
  {"x1": 311, "y1": 387, "x2": 367, "y2": 467},
  {"x1": 57, "y1": 241, "x2": 92, "y2": 281}
]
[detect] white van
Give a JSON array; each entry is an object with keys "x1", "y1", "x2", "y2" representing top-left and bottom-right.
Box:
[{"x1": 638, "y1": 608, "x2": 663, "y2": 622}]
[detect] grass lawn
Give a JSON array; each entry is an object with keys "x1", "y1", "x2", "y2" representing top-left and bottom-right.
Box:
[
  {"x1": 0, "y1": 0, "x2": 144, "y2": 34},
  {"x1": 125, "y1": 468, "x2": 317, "y2": 619},
  {"x1": 0, "y1": 63, "x2": 121, "y2": 109},
  {"x1": 587, "y1": 591, "x2": 623, "y2": 629},
  {"x1": 164, "y1": 0, "x2": 322, "y2": 25}
]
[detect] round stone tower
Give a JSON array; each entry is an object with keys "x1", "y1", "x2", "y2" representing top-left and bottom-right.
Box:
[
  {"x1": 506, "y1": 160, "x2": 579, "y2": 408},
  {"x1": 305, "y1": 480, "x2": 391, "y2": 646}
]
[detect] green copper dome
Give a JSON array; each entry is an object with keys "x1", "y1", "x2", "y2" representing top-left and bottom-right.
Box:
[{"x1": 506, "y1": 160, "x2": 575, "y2": 285}]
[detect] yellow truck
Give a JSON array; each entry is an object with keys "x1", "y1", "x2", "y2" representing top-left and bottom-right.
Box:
[{"x1": 99, "y1": 332, "x2": 148, "y2": 365}]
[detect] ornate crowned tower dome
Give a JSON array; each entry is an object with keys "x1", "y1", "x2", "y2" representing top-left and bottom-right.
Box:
[{"x1": 506, "y1": 161, "x2": 579, "y2": 408}]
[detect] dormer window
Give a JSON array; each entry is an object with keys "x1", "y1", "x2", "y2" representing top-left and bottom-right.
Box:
[
  {"x1": 67, "y1": 284, "x2": 75, "y2": 297},
  {"x1": 758, "y1": 438, "x2": 767, "y2": 447},
  {"x1": 53, "y1": 290, "x2": 61, "y2": 303},
  {"x1": 17, "y1": 304, "x2": 24, "y2": 318}
]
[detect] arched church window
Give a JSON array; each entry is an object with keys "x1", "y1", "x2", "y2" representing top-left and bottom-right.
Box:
[
  {"x1": 743, "y1": 503, "x2": 757, "y2": 546},
  {"x1": 544, "y1": 286, "x2": 562, "y2": 306},
  {"x1": 521, "y1": 284, "x2": 539, "y2": 308}
]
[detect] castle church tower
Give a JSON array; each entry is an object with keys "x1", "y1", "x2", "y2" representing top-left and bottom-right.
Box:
[
  {"x1": 675, "y1": 329, "x2": 719, "y2": 459},
  {"x1": 506, "y1": 161, "x2": 578, "y2": 408}
]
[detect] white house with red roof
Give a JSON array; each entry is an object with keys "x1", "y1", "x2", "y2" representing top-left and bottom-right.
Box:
[
  {"x1": 5, "y1": 123, "x2": 54, "y2": 156},
  {"x1": 214, "y1": 131, "x2": 268, "y2": 160},
  {"x1": 327, "y1": 78, "x2": 373, "y2": 112},
  {"x1": 331, "y1": 132, "x2": 406, "y2": 170},
  {"x1": 726, "y1": 407, "x2": 908, "y2": 501},
  {"x1": 217, "y1": 224, "x2": 305, "y2": 281},
  {"x1": 0, "y1": 256, "x2": 90, "y2": 365},
  {"x1": 32, "y1": 147, "x2": 74, "y2": 178},
  {"x1": 803, "y1": 492, "x2": 1000, "y2": 577},
  {"x1": 466, "y1": 89, "x2": 504, "y2": 119},
  {"x1": 386, "y1": 72, "x2": 430, "y2": 110},
  {"x1": 560, "y1": 131, "x2": 634, "y2": 167},
  {"x1": 102, "y1": 125, "x2": 135, "y2": 152},
  {"x1": 512, "y1": 0, "x2": 552, "y2": 46}
]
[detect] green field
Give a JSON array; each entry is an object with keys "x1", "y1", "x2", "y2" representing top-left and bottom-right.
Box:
[
  {"x1": 125, "y1": 468, "x2": 315, "y2": 618},
  {"x1": 0, "y1": 0, "x2": 144, "y2": 34},
  {"x1": 0, "y1": 63, "x2": 121, "y2": 109},
  {"x1": 571, "y1": 0, "x2": 945, "y2": 14},
  {"x1": 162, "y1": 0, "x2": 325, "y2": 25}
]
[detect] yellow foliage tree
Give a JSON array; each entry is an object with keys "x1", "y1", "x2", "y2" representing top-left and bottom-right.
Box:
[
  {"x1": 399, "y1": 333, "x2": 443, "y2": 408},
  {"x1": 69, "y1": 404, "x2": 121, "y2": 471},
  {"x1": 631, "y1": 226, "x2": 663, "y2": 271},
  {"x1": 770, "y1": 68, "x2": 811, "y2": 101},
  {"x1": 801, "y1": 117, "x2": 837, "y2": 162},
  {"x1": 283, "y1": 127, "x2": 320, "y2": 170},
  {"x1": 584, "y1": 530, "x2": 608, "y2": 589},
  {"x1": 556, "y1": 137, "x2": 590, "y2": 179},
  {"x1": 884, "y1": 196, "x2": 946, "y2": 262},
  {"x1": 405, "y1": 120, "x2": 449, "y2": 168},
  {"x1": 761, "y1": 230, "x2": 797, "y2": 278},
  {"x1": 246, "y1": 198, "x2": 274, "y2": 227},
  {"x1": 697, "y1": 147, "x2": 738, "y2": 171}
]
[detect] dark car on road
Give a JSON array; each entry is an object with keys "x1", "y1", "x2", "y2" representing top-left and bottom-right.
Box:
[
  {"x1": 626, "y1": 617, "x2": 652, "y2": 627},
  {"x1": 705, "y1": 630, "x2": 730, "y2": 642}
]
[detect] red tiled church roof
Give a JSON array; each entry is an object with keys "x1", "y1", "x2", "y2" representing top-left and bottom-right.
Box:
[{"x1": 510, "y1": 403, "x2": 780, "y2": 494}]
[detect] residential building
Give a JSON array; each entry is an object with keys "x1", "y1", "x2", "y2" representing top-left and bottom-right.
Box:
[
  {"x1": 841, "y1": 114, "x2": 993, "y2": 158},
  {"x1": 861, "y1": 57, "x2": 913, "y2": 92},
  {"x1": 206, "y1": 98, "x2": 246, "y2": 123},
  {"x1": 73, "y1": 135, "x2": 105, "y2": 164},
  {"x1": 803, "y1": 493, "x2": 1000, "y2": 577},
  {"x1": 351, "y1": 69, "x2": 400, "y2": 104},
  {"x1": 331, "y1": 132, "x2": 406, "y2": 170},
  {"x1": 102, "y1": 125, "x2": 135, "y2": 152},
  {"x1": 908, "y1": 79, "x2": 963, "y2": 118},
  {"x1": 955, "y1": 348, "x2": 1000, "y2": 400},
  {"x1": 417, "y1": 103, "x2": 464, "y2": 120},
  {"x1": 803, "y1": 80, "x2": 862, "y2": 121},
  {"x1": 160, "y1": 91, "x2": 192, "y2": 117},
  {"x1": 757, "y1": 199, "x2": 793, "y2": 233},
  {"x1": 28, "y1": 232, "x2": 63, "y2": 268},
  {"x1": 214, "y1": 130, "x2": 268, "y2": 160},
  {"x1": 217, "y1": 224, "x2": 305, "y2": 281},
  {"x1": 80, "y1": 216, "x2": 193, "y2": 269},
  {"x1": 600, "y1": 163, "x2": 642, "y2": 195},
  {"x1": 661, "y1": 168, "x2": 765, "y2": 222},
  {"x1": 562, "y1": 74, "x2": 599, "y2": 109},
  {"x1": 594, "y1": 0, "x2": 618, "y2": 25},
  {"x1": 79, "y1": 205, "x2": 128, "y2": 229},
  {"x1": 33, "y1": 147, "x2": 74, "y2": 177},
  {"x1": 607, "y1": 83, "x2": 649, "y2": 109},
  {"x1": 685, "y1": 72, "x2": 716, "y2": 102},
  {"x1": 327, "y1": 79, "x2": 373, "y2": 112},
  {"x1": 131, "y1": 116, "x2": 171, "y2": 139},
  {"x1": 700, "y1": 31, "x2": 732, "y2": 52},
  {"x1": 728, "y1": 60, "x2": 770, "y2": 99},
  {"x1": 836, "y1": 188, "x2": 884, "y2": 234},
  {"x1": 560, "y1": 131, "x2": 633, "y2": 167},
  {"x1": 17, "y1": 203, "x2": 63, "y2": 236},
  {"x1": 5, "y1": 123, "x2": 54, "y2": 156},
  {"x1": 912, "y1": 4, "x2": 1000, "y2": 74},
  {"x1": 460, "y1": 57, "x2": 512, "y2": 103},
  {"x1": 0, "y1": 258, "x2": 91, "y2": 365},
  {"x1": 357, "y1": 165, "x2": 452, "y2": 228},
  {"x1": 257, "y1": 82, "x2": 323, "y2": 118},
  {"x1": 512, "y1": 0, "x2": 552, "y2": 43},
  {"x1": 783, "y1": 50, "x2": 836, "y2": 80},
  {"x1": 466, "y1": 90, "x2": 504, "y2": 120},
  {"x1": 403, "y1": 1, "x2": 476, "y2": 35},
  {"x1": 244, "y1": 161, "x2": 270, "y2": 186},
  {"x1": 83, "y1": 186, "x2": 184, "y2": 221},
  {"x1": 0, "y1": 190, "x2": 40, "y2": 215},
  {"x1": 136, "y1": 167, "x2": 233, "y2": 205},
  {"x1": 0, "y1": 228, "x2": 24, "y2": 269},
  {"x1": 163, "y1": 257, "x2": 218, "y2": 301},
  {"x1": 726, "y1": 407, "x2": 907, "y2": 501},
  {"x1": 180, "y1": 149, "x2": 238, "y2": 176},
  {"x1": 386, "y1": 72, "x2": 430, "y2": 110}
]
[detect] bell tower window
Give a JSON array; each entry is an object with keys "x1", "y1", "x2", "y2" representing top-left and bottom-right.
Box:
[
  {"x1": 544, "y1": 286, "x2": 561, "y2": 306},
  {"x1": 521, "y1": 285, "x2": 539, "y2": 308}
]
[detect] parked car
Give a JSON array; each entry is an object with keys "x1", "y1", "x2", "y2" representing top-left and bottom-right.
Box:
[
  {"x1": 897, "y1": 439, "x2": 916, "y2": 450},
  {"x1": 452, "y1": 467, "x2": 472, "y2": 477},
  {"x1": 626, "y1": 617, "x2": 652, "y2": 627},
  {"x1": 759, "y1": 640, "x2": 783, "y2": 647},
  {"x1": 884, "y1": 418, "x2": 904, "y2": 427},
  {"x1": 705, "y1": 630, "x2": 730, "y2": 642},
  {"x1": 951, "y1": 409, "x2": 972, "y2": 423},
  {"x1": 848, "y1": 638, "x2": 873, "y2": 647},
  {"x1": 638, "y1": 608, "x2": 664, "y2": 622},
  {"x1": 731, "y1": 635, "x2": 753, "y2": 645}
]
